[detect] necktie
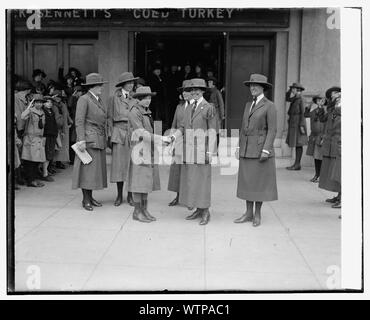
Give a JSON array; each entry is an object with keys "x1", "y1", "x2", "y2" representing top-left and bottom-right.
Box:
[{"x1": 191, "y1": 100, "x2": 198, "y2": 118}]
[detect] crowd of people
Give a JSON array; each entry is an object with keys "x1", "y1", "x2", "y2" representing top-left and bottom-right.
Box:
[
  {"x1": 13, "y1": 64, "x2": 341, "y2": 225},
  {"x1": 14, "y1": 68, "x2": 85, "y2": 188},
  {"x1": 285, "y1": 83, "x2": 342, "y2": 215}
]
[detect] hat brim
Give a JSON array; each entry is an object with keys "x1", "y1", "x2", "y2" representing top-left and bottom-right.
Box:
[
  {"x1": 132, "y1": 92, "x2": 157, "y2": 98},
  {"x1": 82, "y1": 81, "x2": 108, "y2": 86},
  {"x1": 185, "y1": 86, "x2": 208, "y2": 91},
  {"x1": 244, "y1": 81, "x2": 272, "y2": 88},
  {"x1": 115, "y1": 77, "x2": 140, "y2": 87}
]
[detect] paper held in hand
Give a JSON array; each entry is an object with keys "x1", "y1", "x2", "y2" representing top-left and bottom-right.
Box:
[{"x1": 71, "y1": 142, "x2": 92, "y2": 165}]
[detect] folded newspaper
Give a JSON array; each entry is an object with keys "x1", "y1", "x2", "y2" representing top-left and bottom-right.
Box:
[{"x1": 71, "y1": 142, "x2": 93, "y2": 165}]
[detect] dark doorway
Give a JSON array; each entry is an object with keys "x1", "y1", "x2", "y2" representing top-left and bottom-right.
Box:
[
  {"x1": 135, "y1": 32, "x2": 225, "y2": 131},
  {"x1": 226, "y1": 36, "x2": 274, "y2": 131}
]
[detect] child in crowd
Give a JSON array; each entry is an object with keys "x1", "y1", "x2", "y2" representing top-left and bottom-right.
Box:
[{"x1": 20, "y1": 94, "x2": 46, "y2": 187}]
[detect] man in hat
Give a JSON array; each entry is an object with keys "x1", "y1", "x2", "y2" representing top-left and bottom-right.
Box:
[
  {"x1": 235, "y1": 74, "x2": 278, "y2": 227},
  {"x1": 285, "y1": 82, "x2": 308, "y2": 170},
  {"x1": 318, "y1": 86, "x2": 341, "y2": 210},
  {"x1": 147, "y1": 63, "x2": 167, "y2": 124},
  {"x1": 207, "y1": 76, "x2": 225, "y2": 148},
  {"x1": 72, "y1": 73, "x2": 109, "y2": 211},
  {"x1": 107, "y1": 72, "x2": 139, "y2": 206},
  {"x1": 169, "y1": 78, "x2": 217, "y2": 225}
]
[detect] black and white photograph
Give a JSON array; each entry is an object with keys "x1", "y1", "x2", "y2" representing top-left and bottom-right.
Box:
[{"x1": 1, "y1": 0, "x2": 366, "y2": 298}]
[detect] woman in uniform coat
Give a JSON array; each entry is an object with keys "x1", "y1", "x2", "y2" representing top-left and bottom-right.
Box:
[
  {"x1": 127, "y1": 86, "x2": 166, "y2": 223},
  {"x1": 285, "y1": 82, "x2": 308, "y2": 170},
  {"x1": 167, "y1": 80, "x2": 192, "y2": 206},
  {"x1": 304, "y1": 94, "x2": 326, "y2": 182},
  {"x1": 235, "y1": 74, "x2": 278, "y2": 227},
  {"x1": 20, "y1": 94, "x2": 46, "y2": 187},
  {"x1": 169, "y1": 78, "x2": 217, "y2": 226},
  {"x1": 318, "y1": 87, "x2": 341, "y2": 209},
  {"x1": 72, "y1": 73, "x2": 108, "y2": 211},
  {"x1": 107, "y1": 72, "x2": 139, "y2": 206}
]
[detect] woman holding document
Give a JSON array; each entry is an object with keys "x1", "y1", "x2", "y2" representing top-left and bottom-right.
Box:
[{"x1": 72, "y1": 73, "x2": 108, "y2": 211}]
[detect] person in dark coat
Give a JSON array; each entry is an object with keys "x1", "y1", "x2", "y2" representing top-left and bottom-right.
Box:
[
  {"x1": 41, "y1": 96, "x2": 63, "y2": 182},
  {"x1": 169, "y1": 78, "x2": 217, "y2": 226},
  {"x1": 318, "y1": 86, "x2": 341, "y2": 209},
  {"x1": 207, "y1": 76, "x2": 225, "y2": 148},
  {"x1": 166, "y1": 63, "x2": 182, "y2": 127},
  {"x1": 304, "y1": 94, "x2": 326, "y2": 182},
  {"x1": 147, "y1": 63, "x2": 167, "y2": 123},
  {"x1": 286, "y1": 82, "x2": 308, "y2": 170},
  {"x1": 167, "y1": 80, "x2": 193, "y2": 206},
  {"x1": 127, "y1": 86, "x2": 166, "y2": 223},
  {"x1": 108, "y1": 72, "x2": 139, "y2": 206},
  {"x1": 72, "y1": 73, "x2": 108, "y2": 211},
  {"x1": 235, "y1": 74, "x2": 278, "y2": 227},
  {"x1": 68, "y1": 86, "x2": 84, "y2": 164}
]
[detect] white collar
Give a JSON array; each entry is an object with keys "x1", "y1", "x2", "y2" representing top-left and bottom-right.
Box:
[
  {"x1": 89, "y1": 90, "x2": 100, "y2": 101},
  {"x1": 194, "y1": 96, "x2": 203, "y2": 105},
  {"x1": 121, "y1": 88, "x2": 130, "y2": 98},
  {"x1": 254, "y1": 93, "x2": 264, "y2": 104}
]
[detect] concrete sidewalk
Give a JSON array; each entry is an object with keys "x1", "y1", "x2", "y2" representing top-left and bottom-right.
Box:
[{"x1": 14, "y1": 157, "x2": 341, "y2": 292}]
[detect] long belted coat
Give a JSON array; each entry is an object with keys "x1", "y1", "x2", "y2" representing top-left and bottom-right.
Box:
[
  {"x1": 237, "y1": 96, "x2": 278, "y2": 201},
  {"x1": 167, "y1": 100, "x2": 188, "y2": 192},
  {"x1": 72, "y1": 92, "x2": 108, "y2": 190},
  {"x1": 304, "y1": 104, "x2": 325, "y2": 159},
  {"x1": 107, "y1": 89, "x2": 136, "y2": 183},
  {"x1": 173, "y1": 98, "x2": 217, "y2": 208},
  {"x1": 318, "y1": 99, "x2": 341, "y2": 192},
  {"x1": 127, "y1": 102, "x2": 161, "y2": 194},
  {"x1": 20, "y1": 107, "x2": 46, "y2": 163},
  {"x1": 285, "y1": 92, "x2": 308, "y2": 147}
]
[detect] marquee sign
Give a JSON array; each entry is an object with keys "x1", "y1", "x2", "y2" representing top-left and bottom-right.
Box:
[{"x1": 12, "y1": 8, "x2": 290, "y2": 29}]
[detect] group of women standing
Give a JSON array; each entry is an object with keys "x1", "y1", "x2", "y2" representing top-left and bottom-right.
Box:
[{"x1": 72, "y1": 71, "x2": 279, "y2": 227}]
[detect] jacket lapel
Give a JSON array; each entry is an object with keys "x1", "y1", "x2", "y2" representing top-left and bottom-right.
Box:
[
  {"x1": 88, "y1": 92, "x2": 106, "y2": 114},
  {"x1": 191, "y1": 99, "x2": 205, "y2": 121},
  {"x1": 248, "y1": 97, "x2": 266, "y2": 118}
]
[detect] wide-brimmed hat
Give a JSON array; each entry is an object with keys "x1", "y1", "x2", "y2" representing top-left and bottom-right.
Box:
[
  {"x1": 187, "y1": 78, "x2": 208, "y2": 91},
  {"x1": 32, "y1": 94, "x2": 45, "y2": 102},
  {"x1": 243, "y1": 74, "x2": 272, "y2": 88},
  {"x1": 32, "y1": 69, "x2": 46, "y2": 79},
  {"x1": 289, "y1": 82, "x2": 305, "y2": 91},
  {"x1": 132, "y1": 86, "x2": 157, "y2": 98},
  {"x1": 115, "y1": 72, "x2": 139, "y2": 87},
  {"x1": 82, "y1": 73, "x2": 108, "y2": 86},
  {"x1": 177, "y1": 80, "x2": 192, "y2": 92},
  {"x1": 325, "y1": 86, "x2": 341, "y2": 99}
]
